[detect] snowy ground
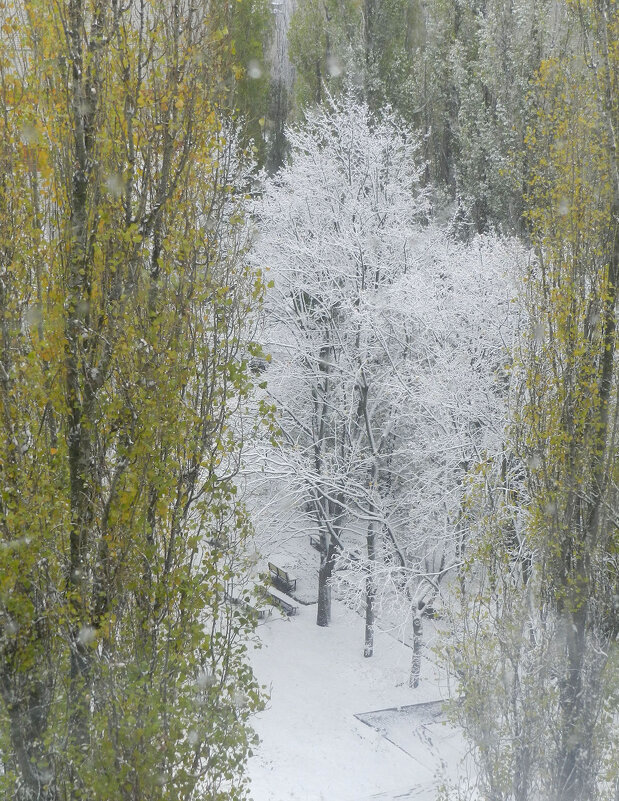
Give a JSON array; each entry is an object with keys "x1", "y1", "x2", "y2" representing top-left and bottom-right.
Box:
[{"x1": 247, "y1": 599, "x2": 468, "y2": 801}]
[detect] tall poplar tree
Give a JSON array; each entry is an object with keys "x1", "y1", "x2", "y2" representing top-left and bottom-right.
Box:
[
  {"x1": 450, "y1": 3, "x2": 618, "y2": 799},
  {"x1": 0, "y1": 2, "x2": 263, "y2": 799},
  {"x1": 520, "y1": 5, "x2": 619, "y2": 797}
]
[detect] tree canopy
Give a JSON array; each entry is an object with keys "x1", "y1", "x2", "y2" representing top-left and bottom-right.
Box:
[{"x1": 0, "y1": 2, "x2": 265, "y2": 799}]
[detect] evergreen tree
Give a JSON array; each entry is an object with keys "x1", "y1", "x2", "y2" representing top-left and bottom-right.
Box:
[
  {"x1": 288, "y1": 0, "x2": 361, "y2": 108},
  {"x1": 229, "y1": 0, "x2": 273, "y2": 165}
]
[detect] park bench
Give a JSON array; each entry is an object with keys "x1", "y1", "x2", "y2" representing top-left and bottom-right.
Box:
[
  {"x1": 225, "y1": 590, "x2": 270, "y2": 620},
  {"x1": 268, "y1": 562, "x2": 297, "y2": 594},
  {"x1": 263, "y1": 585, "x2": 298, "y2": 616},
  {"x1": 309, "y1": 533, "x2": 322, "y2": 552}
]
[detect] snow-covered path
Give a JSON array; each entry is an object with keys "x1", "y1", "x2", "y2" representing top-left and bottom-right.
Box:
[{"x1": 247, "y1": 600, "x2": 466, "y2": 801}]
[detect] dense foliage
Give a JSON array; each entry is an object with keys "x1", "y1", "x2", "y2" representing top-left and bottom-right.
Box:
[
  {"x1": 445, "y1": 4, "x2": 619, "y2": 800},
  {"x1": 1, "y1": 0, "x2": 617, "y2": 800},
  {"x1": 261, "y1": 2, "x2": 619, "y2": 799},
  {"x1": 0, "y1": 2, "x2": 265, "y2": 799}
]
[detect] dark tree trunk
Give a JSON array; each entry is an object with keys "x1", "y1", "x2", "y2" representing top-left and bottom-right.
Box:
[
  {"x1": 266, "y1": 79, "x2": 289, "y2": 174},
  {"x1": 364, "y1": 516, "x2": 376, "y2": 657},
  {"x1": 316, "y1": 542, "x2": 335, "y2": 627},
  {"x1": 65, "y1": 1, "x2": 106, "y2": 788},
  {"x1": 0, "y1": 671, "x2": 58, "y2": 801},
  {"x1": 554, "y1": 608, "x2": 604, "y2": 801},
  {"x1": 409, "y1": 615, "x2": 423, "y2": 688}
]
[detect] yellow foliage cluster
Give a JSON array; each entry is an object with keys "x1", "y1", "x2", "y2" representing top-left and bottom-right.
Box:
[{"x1": 0, "y1": 2, "x2": 264, "y2": 799}]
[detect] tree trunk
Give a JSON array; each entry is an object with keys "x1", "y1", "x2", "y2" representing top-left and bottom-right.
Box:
[
  {"x1": 364, "y1": 516, "x2": 376, "y2": 657},
  {"x1": 554, "y1": 607, "x2": 604, "y2": 801},
  {"x1": 409, "y1": 615, "x2": 423, "y2": 688},
  {"x1": 265, "y1": 0, "x2": 293, "y2": 172},
  {"x1": 66, "y1": 0, "x2": 103, "y2": 787},
  {"x1": 316, "y1": 543, "x2": 335, "y2": 627},
  {"x1": 1, "y1": 674, "x2": 58, "y2": 801}
]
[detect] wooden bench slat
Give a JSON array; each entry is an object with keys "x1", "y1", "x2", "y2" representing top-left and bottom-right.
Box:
[
  {"x1": 264, "y1": 587, "x2": 298, "y2": 616},
  {"x1": 224, "y1": 591, "x2": 270, "y2": 619},
  {"x1": 268, "y1": 562, "x2": 297, "y2": 592}
]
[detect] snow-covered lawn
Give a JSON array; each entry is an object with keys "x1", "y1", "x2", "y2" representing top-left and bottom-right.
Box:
[{"x1": 247, "y1": 600, "x2": 467, "y2": 801}]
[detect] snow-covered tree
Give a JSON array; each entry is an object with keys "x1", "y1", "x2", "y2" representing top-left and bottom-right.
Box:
[
  {"x1": 252, "y1": 95, "x2": 522, "y2": 670},
  {"x1": 254, "y1": 94, "x2": 430, "y2": 630}
]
